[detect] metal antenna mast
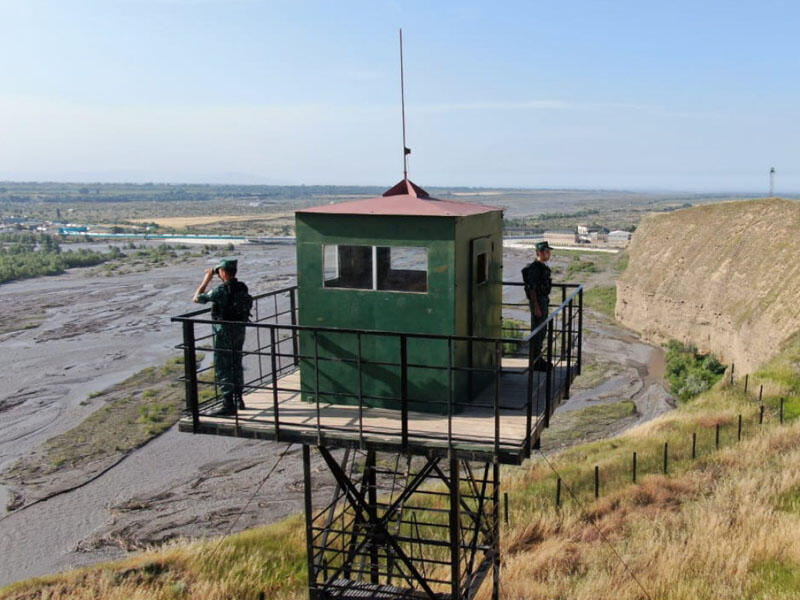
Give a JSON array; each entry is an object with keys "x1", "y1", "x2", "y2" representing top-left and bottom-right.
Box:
[
  {"x1": 769, "y1": 166, "x2": 775, "y2": 197},
  {"x1": 400, "y1": 28, "x2": 410, "y2": 180}
]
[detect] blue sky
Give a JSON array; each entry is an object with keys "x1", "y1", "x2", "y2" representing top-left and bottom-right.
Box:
[{"x1": 1, "y1": 0, "x2": 798, "y2": 192}]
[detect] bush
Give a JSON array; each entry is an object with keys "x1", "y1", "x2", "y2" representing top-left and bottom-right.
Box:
[{"x1": 665, "y1": 340, "x2": 726, "y2": 401}]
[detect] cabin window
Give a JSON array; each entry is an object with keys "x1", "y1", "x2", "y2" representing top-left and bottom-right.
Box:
[
  {"x1": 323, "y1": 245, "x2": 373, "y2": 289},
  {"x1": 377, "y1": 246, "x2": 428, "y2": 292},
  {"x1": 476, "y1": 252, "x2": 488, "y2": 285},
  {"x1": 323, "y1": 244, "x2": 427, "y2": 293}
]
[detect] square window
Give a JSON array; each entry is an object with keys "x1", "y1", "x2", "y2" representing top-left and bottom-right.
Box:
[
  {"x1": 376, "y1": 246, "x2": 428, "y2": 292},
  {"x1": 323, "y1": 245, "x2": 373, "y2": 289}
]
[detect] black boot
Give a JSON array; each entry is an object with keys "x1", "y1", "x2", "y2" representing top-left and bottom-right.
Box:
[{"x1": 214, "y1": 397, "x2": 236, "y2": 416}]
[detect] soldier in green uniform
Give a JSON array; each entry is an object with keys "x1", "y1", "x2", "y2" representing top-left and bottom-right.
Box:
[
  {"x1": 522, "y1": 241, "x2": 553, "y2": 371},
  {"x1": 193, "y1": 258, "x2": 252, "y2": 415}
]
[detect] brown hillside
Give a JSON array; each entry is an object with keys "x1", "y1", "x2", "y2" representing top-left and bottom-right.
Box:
[{"x1": 616, "y1": 198, "x2": 800, "y2": 373}]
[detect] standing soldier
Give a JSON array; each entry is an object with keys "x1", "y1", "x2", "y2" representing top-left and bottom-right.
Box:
[
  {"x1": 522, "y1": 241, "x2": 553, "y2": 371},
  {"x1": 193, "y1": 258, "x2": 252, "y2": 415}
]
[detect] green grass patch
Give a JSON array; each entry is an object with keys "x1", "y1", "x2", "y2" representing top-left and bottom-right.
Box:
[
  {"x1": 502, "y1": 317, "x2": 528, "y2": 354},
  {"x1": 754, "y1": 331, "x2": 800, "y2": 397},
  {"x1": 774, "y1": 485, "x2": 800, "y2": 515},
  {"x1": 582, "y1": 285, "x2": 616, "y2": 318},
  {"x1": 541, "y1": 400, "x2": 637, "y2": 450},
  {"x1": 748, "y1": 560, "x2": 800, "y2": 598},
  {"x1": 1, "y1": 356, "x2": 189, "y2": 486}
]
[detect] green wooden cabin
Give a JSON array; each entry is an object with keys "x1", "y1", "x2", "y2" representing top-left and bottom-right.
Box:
[{"x1": 295, "y1": 179, "x2": 503, "y2": 414}]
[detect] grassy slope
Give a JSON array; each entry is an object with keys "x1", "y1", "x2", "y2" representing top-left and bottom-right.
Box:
[
  {"x1": 2, "y1": 339, "x2": 798, "y2": 600},
  {"x1": 3, "y1": 351, "x2": 798, "y2": 599}
]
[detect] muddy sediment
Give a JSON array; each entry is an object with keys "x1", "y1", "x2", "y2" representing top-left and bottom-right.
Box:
[{"x1": 0, "y1": 243, "x2": 671, "y2": 587}]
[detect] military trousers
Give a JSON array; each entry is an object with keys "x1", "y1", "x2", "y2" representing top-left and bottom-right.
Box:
[
  {"x1": 213, "y1": 324, "x2": 246, "y2": 407},
  {"x1": 529, "y1": 294, "x2": 550, "y2": 360}
]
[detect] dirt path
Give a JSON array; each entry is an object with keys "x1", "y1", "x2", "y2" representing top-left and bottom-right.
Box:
[{"x1": 0, "y1": 244, "x2": 672, "y2": 588}]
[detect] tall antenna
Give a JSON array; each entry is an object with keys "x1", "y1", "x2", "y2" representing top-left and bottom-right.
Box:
[
  {"x1": 769, "y1": 166, "x2": 775, "y2": 197},
  {"x1": 400, "y1": 28, "x2": 410, "y2": 180}
]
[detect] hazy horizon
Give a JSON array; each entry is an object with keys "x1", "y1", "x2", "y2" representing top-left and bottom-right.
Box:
[{"x1": 2, "y1": 1, "x2": 799, "y2": 194}]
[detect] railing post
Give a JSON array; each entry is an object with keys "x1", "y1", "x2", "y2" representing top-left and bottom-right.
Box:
[
  {"x1": 303, "y1": 445, "x2": 317, "y2": 598},
  {"x1": 313, "y1": 332, "x2": 322, "y2": 444},
  {"x1": 524, "y1": 338, "x2": 534, "y2": 458},
  {"x1": 560, "y1": 286, "x2": 567, "y2": 360},
  {"x1": 544, "y1": 320, "x2": 554, "y2": 427},
  {"x1": 447, "y1": 337, "x2": 453, "y2": 452},
  {"x1": 494, "y1": 341, "x2": 501, "y2": 457},
  {"x1": 182, "y1": 320, "x2": 200, "y2": 433},
  {"x1": 289, "y1": 288, "x2": 299, "y2": 366},
  {"x1": 269, "y1": 326, "x2": 280, "y2": 438},
  {"x1": 577, "y1": 287, "x2": 583, "y2": 375},
  {"x1": 564, "y1": 298, "x2": 573, "y2": 400},
  {"x1": 400, "y1": 335, "x2": 408, "y2": 451},
  {"x1": 357, "y1": 332, "x2": 364, "y2": 448}
]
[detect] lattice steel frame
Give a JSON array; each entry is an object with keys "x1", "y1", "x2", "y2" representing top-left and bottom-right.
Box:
[{"x1": 303, "y1": 445, "x2": 500, "y2": 600}]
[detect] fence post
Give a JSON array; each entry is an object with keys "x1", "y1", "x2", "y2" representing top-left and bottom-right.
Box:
[
  {"x1": 692, "y1": 432, "x2": 697, "y2": 459},
  {"x1": 556, "y1": 478, "x2": 562, "y2": 509},
  {"x1": 632, "y1": 451, "x2": 637, "y2": 483},
  {"x1": 504, "y1": 492, "x2": 509, "y2": 525},
  {"x1": 663, "y1": 442, "x2": 668, "y2": 475},
  {"x1": 594, "y1": 466, "x2": 600, "y2": 499},
  {"x1": 744, "y1": 374, "x2": 749, "y2": 394},
  {"x1": 737, "y1": 414, "x2": 742, "y2": 441},
  {"x1": 758, "y1": 385, "x2": 763, "y2": 404},
  {"x1": 715, "y1": 423, "x2": 720, "y2": 449},
  {"x1": 780, "y1": 397, "x2": 785, "y2": 424},
  {"x1": 759, "y1": 405, "x2": 764, "y2": 425},
  {"x1": 730, "y1": 362, "x2": 735, "y2": 385}
]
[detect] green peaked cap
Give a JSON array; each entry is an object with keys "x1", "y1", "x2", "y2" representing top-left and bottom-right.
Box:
[{"x1": 214, "y1": 258, "x2": 238, "y2": 272}]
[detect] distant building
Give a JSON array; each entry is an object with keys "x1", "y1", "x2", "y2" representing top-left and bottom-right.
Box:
[
  {"x1": 543, "y1": 230, "x2": 578, "y2": 246},
  {"x1": 608, "y1": 230, "x2": 632, "y2": 247}
]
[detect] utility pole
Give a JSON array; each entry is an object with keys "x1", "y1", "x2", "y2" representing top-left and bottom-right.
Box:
[{"x1": 769, "y1": 166, "x2": 775, "y2": 197}]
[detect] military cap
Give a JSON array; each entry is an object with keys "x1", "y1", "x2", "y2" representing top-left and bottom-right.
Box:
[
  {"x1": 535, "y1": 241, "x2": 553, "y2": 252},
  {"x1": 214, "y1": 258, "x2": 238, "y2": 273}
]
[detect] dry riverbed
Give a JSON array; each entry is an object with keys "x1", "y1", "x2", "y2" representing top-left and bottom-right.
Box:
[{"x1": 0, "y1": 243, "x2": 672, "y2": 588}]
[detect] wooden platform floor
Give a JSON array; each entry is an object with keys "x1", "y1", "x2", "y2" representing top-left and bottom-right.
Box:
[{"x1": 179, "y1": 358, "x2": 572, "y2": 464}]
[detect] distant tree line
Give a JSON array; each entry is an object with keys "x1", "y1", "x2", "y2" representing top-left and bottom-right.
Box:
[{"x1": 0, "y1": 232, "x2": 113, "y2": 284}]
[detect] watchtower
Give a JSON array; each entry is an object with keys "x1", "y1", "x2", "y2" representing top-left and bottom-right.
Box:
[
  {"x1": 173, "y1": 182, "x2": 583, "y2": 597},
  {"x1": 295, "y1": 178, "x2": 503, "y2": 413}
]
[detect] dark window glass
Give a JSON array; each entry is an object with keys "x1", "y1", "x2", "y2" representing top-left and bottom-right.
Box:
[
  {"x1": 377, "y1": 246, "x2": 427, "y2": 292},
  {"x1": 323, "y1": 245, "x2": 373, "y2": 289}
]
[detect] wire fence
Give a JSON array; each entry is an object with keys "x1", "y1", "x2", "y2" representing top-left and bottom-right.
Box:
[{"x1": 504, "y1": 368, "x2": 796, "y2": 513}]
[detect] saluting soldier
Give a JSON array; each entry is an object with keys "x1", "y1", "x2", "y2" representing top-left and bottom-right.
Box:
[
  {"x1": 522, "y1": 241, "x2": 553, "y2": 371},
  {"x1": 193, "y1": 258, "x2": 252, "y2": 415}
]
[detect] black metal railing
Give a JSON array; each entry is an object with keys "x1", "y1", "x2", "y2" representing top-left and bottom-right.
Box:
[{"x1": 172, "y1": 282, "x2": 583, "y2": 462}]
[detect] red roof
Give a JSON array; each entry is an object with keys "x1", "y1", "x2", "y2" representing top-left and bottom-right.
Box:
[{"x1": 297, "y1": 179, "x2": 501, "y2": 217}]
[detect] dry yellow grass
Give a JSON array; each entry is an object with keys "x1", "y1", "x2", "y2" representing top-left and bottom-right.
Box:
[
  {"x1": 492, "y1": 417, "x2": 800, "y2": 599},
  {"x1": 3, "y1": 386, "x2": 799, "y2": 599}
]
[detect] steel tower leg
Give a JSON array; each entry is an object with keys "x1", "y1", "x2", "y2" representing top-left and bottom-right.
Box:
[{"x1": 302, "y1": 446, "x2": 499, "y2": 600}]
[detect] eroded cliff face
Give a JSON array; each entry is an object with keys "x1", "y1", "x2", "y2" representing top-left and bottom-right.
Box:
[{"x1": 616, "y1": 198, "x2": 800, "y2": 374}]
